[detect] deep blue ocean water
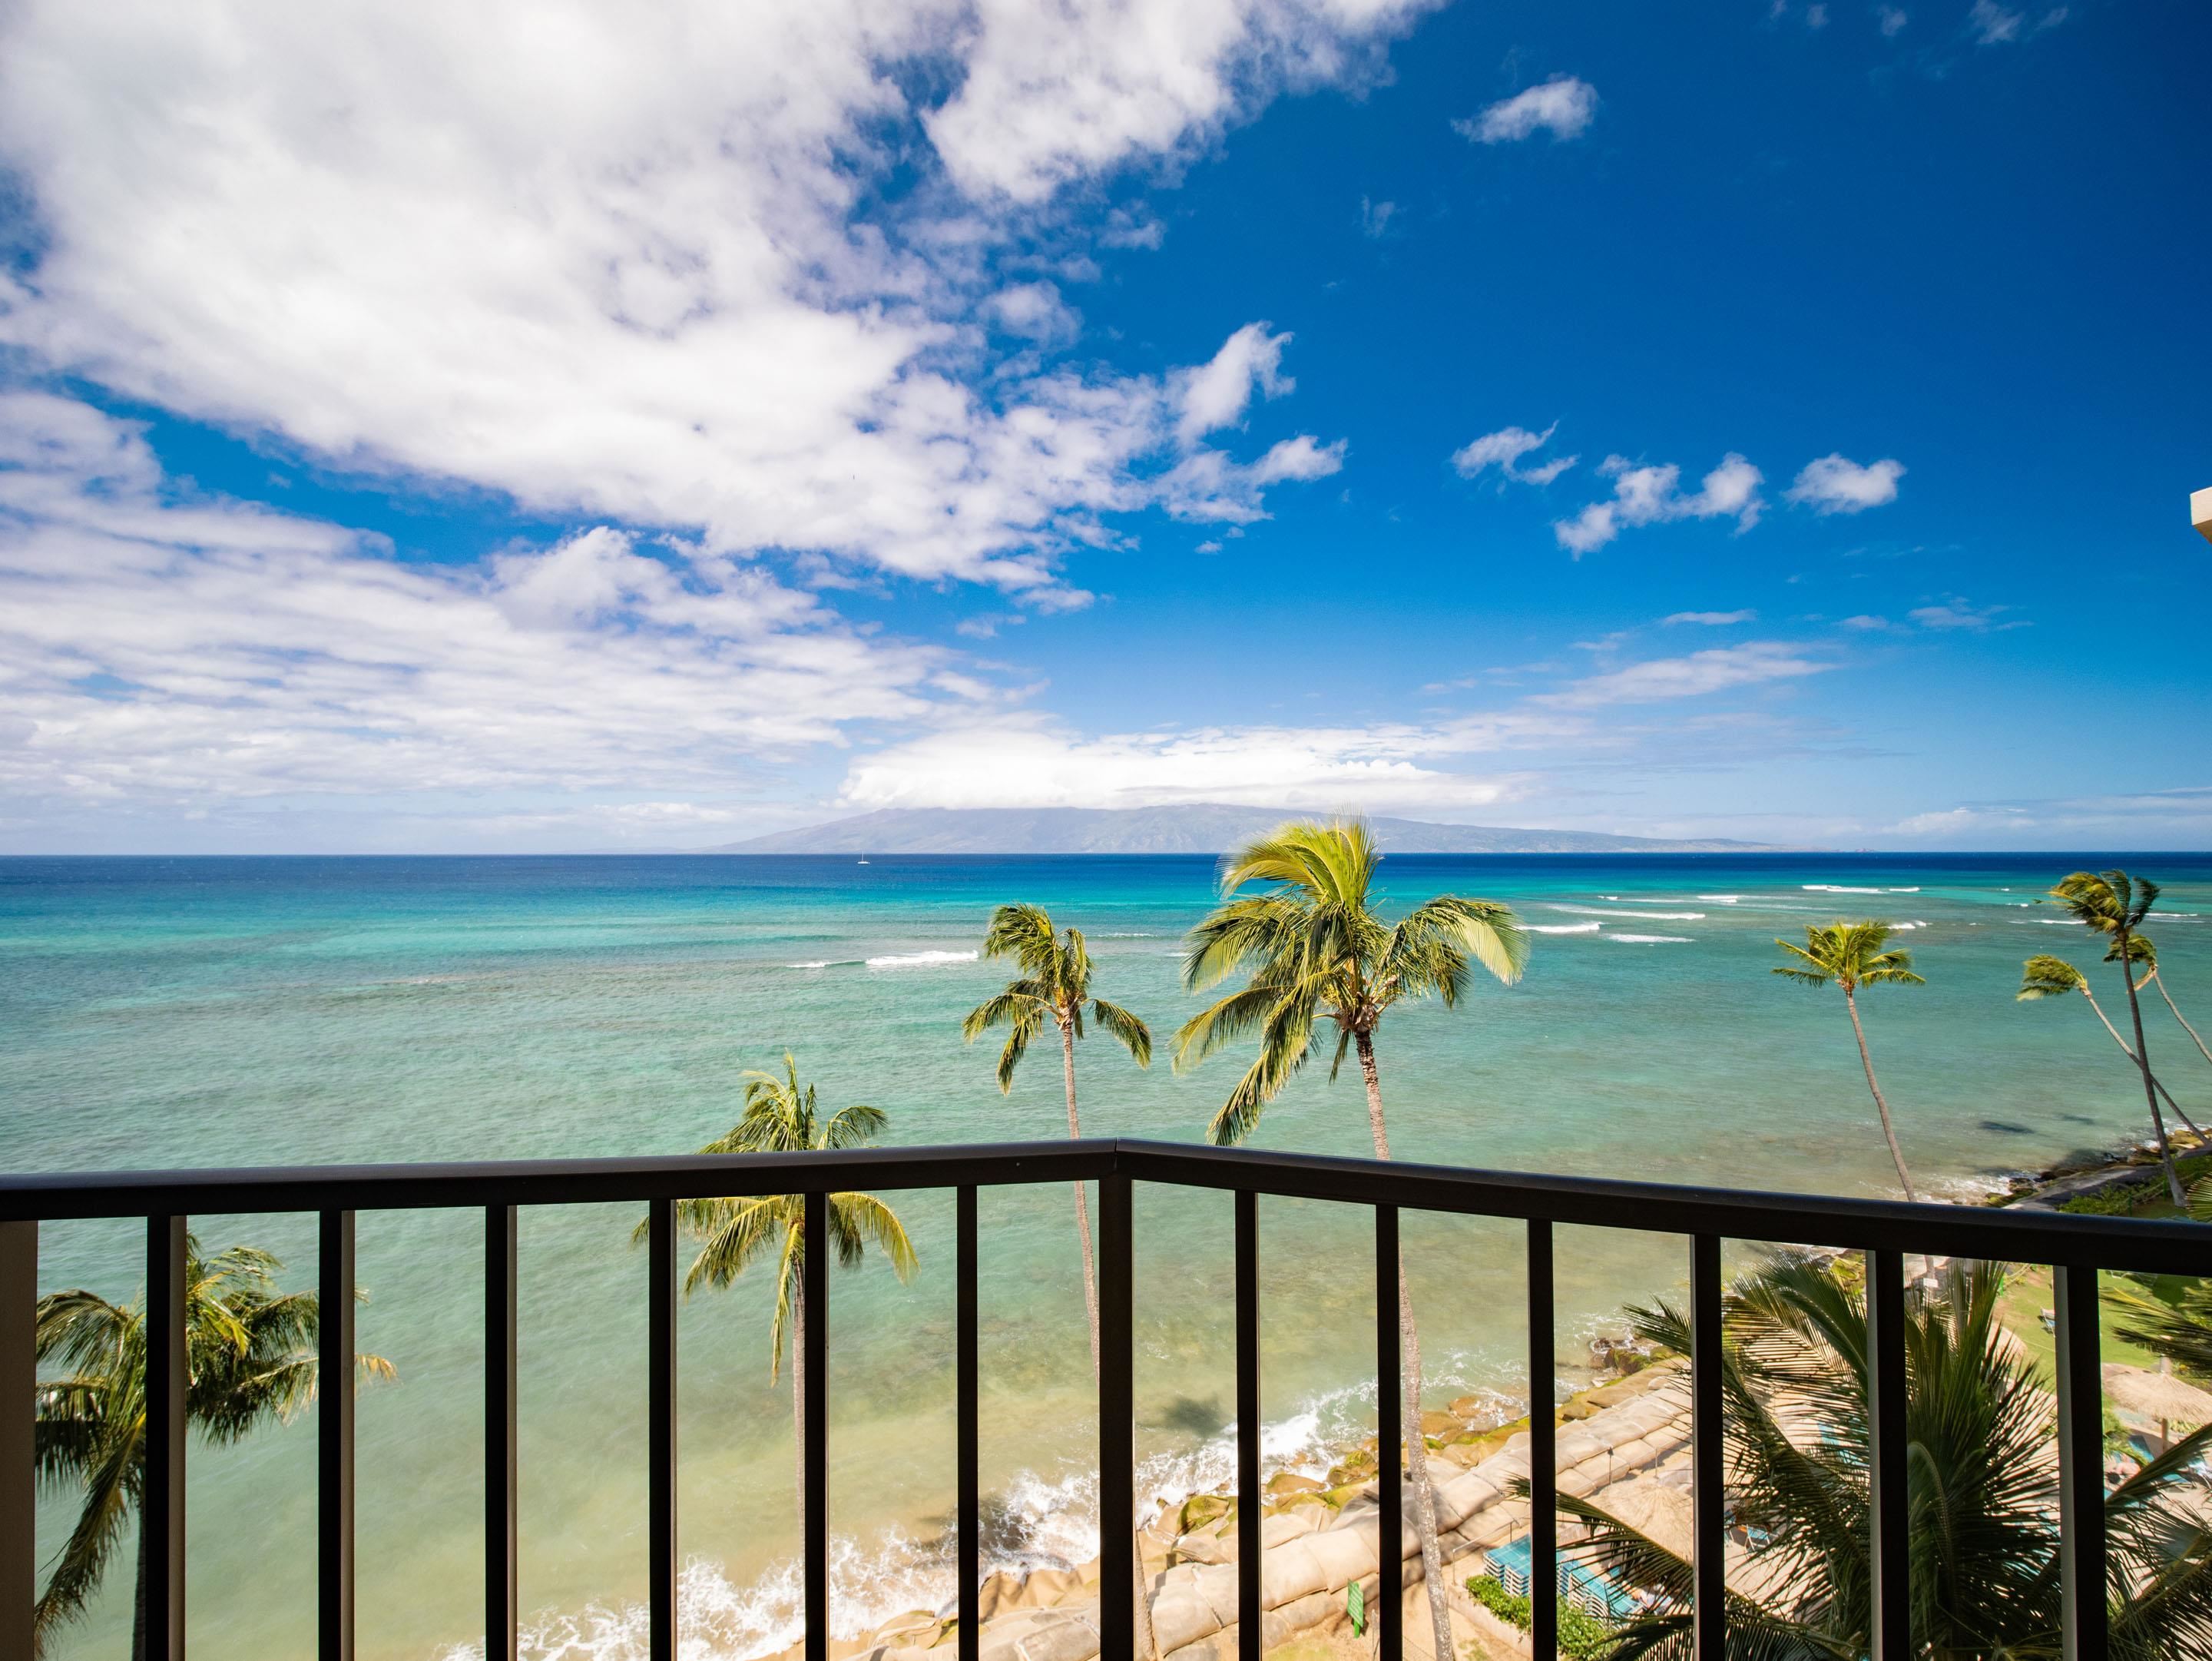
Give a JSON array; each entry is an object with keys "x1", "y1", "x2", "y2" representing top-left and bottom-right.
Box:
[{"x1": 5, "y1": 852, "x2": 2209, "y2": 1659}]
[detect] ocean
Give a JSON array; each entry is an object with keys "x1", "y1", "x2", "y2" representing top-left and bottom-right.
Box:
[{"x1": 5, "y1": 851, "x2": 2208, "y2": 1659}]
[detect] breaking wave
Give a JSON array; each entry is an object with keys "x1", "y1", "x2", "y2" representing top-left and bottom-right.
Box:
[
  {"x1": 1605, "y1": 933, "x2": 1693, "y2": 944},
  {"x1": 1527, "y1": 923, "x2": 1602, "y2": 934},
  {"x1": 1548, "y1": 905, "x2": 1705, "y2": 920},
  {"x1": 865, "y1": 950, "x2": 981, "y2": 970}
]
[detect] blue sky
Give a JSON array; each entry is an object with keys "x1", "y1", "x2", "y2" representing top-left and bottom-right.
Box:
[{"x1": 0, "y1": 0, "x2": 2205, "y2": 851}]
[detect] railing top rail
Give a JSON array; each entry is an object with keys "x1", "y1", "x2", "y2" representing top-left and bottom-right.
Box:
[{"x1": 1, "y1": 1136, "x2": 2206, "y2": 1274}]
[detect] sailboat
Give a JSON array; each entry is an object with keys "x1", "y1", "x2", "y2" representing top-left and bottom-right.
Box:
[{"x1": 856, "y1": 853, "x2": 870, "y2": 864}]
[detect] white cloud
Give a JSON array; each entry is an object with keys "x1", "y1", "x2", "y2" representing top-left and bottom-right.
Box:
[
  {"x1": 836, "y1": 713, "x2": 1568, "y2": 813},
  {"x1": 1532, "y1": 642, "x2": 1830, "y2": 708},
  {"x1": 1806, "y1": 4, "x2": 1831, "y2": 28},
  {"x1": 1452, "y1": 423, "x2": 1578, "y2": 486},
  {"x1": 1663, "y1": 610, "x2": 1757, "y2": 626},
  {"x1": 0, "y1": 395, "x2": 956, "y2": 810},
  {"x1": 1456, "y1": 76, "x2": 1599, "y2": 144},
  {"x1": 1967, "y1": 0, "x2": 2062, "y2": 42},
  {"x1": 1360, "y1": 196, "x2": 1398, "y2": 238},
  {"x1": 1969, "y1": 0, "x2": 2024, "y2": 41},
  {"x1": 984, "y1": 281, "x2": 1080, "y2": 342},
  {"x1": 1175, "y1": 323, "x2": 1294, "y2": 444},
  {"x1": 0, "y1": 0, "x2": 1382, "y2": 595},
  {"x1": 1553, "y1": 453, "x2": 1765, "y2": 555},
  {"x1": 1878, "y1": 6, "x2": 1909, "y2": 36},
  {"x1": 1906, "y1": 598, "x2": 2018, "y2": 631},
  {"x1": 1786, "y1": 453, "x2": 1905, "y2": 514},
  {"x1": 1839, "y1": 614, "x2": 1892, "y2": 630}
]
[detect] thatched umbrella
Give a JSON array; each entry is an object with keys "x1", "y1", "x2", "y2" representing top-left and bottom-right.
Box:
[{"x1": 2103, "y1": 1361, "x2": 2212, "y2": 1443}]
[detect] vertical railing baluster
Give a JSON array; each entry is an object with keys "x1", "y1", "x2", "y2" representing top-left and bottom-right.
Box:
[
  {"x1": 649, "y1": 1197, "x2": 677, "y2": 1660},
  {"x1": 1098, "y1": 1172, "x2": 1134, "y2": 1661},
  {"x1": 956, "y1": 1186, "x2": 979, "y2": 1661},
  {"x1": 1235, "y1": 1189, "x2": 1261, "y2": 1654},
  {"x1": 804, "y1": 1189, "x2": 828, "y2": 1661},
  {"x1": 1690, "y1": 1234, "x2": 1724, "y2": 1660},
  {"x1": 320, "y1": 1210, "x2": 357, "y2": 1661},
  {"x1": 486, "y1": 1205, "x2": 518, "y2": 1661},
  {"x1": 1866, "y1": 1248, "x2": 1909, "y2": 1661},
  {"x1": 2055, "y1": 1264, "x2": 2107, "y2": 1661},
  {"x1": 1375, "y1": 1204, "x2": 1402, "y2": 1661},
  {"x1": 1527, "y1": 1219, "x2": 1556, "y2": 1661},
  {"x1": 0, "y1": 1219, "x2": 34, "y2": 1657},
  {"x1": 145, "y1": 1214, "x2": 187, "y2": 1661}
]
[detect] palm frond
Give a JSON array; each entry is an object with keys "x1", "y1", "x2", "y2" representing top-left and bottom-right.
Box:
[{"x1": 1090, "y1": 997, "x2": 1151, "y2": 1066}]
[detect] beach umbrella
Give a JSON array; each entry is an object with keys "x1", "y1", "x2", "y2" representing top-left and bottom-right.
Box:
[
  {"x1": 1598, "y1": 1479, "x2": 1695, "y2": 1560},
  {"x1": 2102, "y1": 1362, "x2": 2212, "y2": 1441}
]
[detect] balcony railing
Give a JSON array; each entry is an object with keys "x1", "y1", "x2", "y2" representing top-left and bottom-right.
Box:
[{"x1": 2, "y1": 1137, "x2": 2207, "y2": 1661}]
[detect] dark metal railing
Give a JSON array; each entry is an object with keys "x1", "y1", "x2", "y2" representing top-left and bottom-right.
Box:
[{"x1": 3, "y1": 1138, "x2": 2207, "y2": 1661}]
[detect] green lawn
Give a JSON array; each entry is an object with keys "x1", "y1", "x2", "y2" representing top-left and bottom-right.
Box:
[{"x1": 1996, "y1": 1263, "x2": 2164, "y2": 1376}]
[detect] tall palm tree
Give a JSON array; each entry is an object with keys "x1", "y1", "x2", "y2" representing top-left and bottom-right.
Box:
[
  {"x1": 1772, "y1": 921, "x2": 1924, "y2": 1201},
  {"x1": 1172, "y1": 819, "x2": 1528, "y2": 1661},
  {"x1": 2053, "y1": 870, "x2": 2183, "y2": 1204},
  {"x1": 657, "y1": 1053, "x2": 916, "y2": 1517},
  {"x1": 2019, "y1": 953, "x2": 2205, "y2": 1141},
  {"x1": 961, "y1": 903, "x2": 1151, "y2": 1374},
  {"x1": 1562, "y1": 1257, "x2": 2212, "y2": 1659},
  {"x1": 33, "y1": 1236, "x2": 392, "y2": 1660}
]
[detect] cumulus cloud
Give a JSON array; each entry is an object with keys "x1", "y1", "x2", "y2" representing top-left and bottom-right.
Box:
[
  {"x1": 1452, "y1": 423, "x2": 1577, "y2": 486},
  {"x1": 1455, "y1": 76, "x2": 1600, "y2": 144},
  {"x1": 0, "y1": 395, "x2": 954, "y2": 809},
  {"x1": 1553, "y1": 453, "x2": 1765, "y2": 555},
  {"x1": 1176, "y1": 323, "x2": 1294, "y2": 444},
  {"x1": 1786, "y1": 453, "x2": 1905, "y2": 514},
  {"x1": 1664, "y1": 610, "x2": 1757, "y2": 626},
  {"x1": 1532, "y1": 642, "x2": 1830, "y2": 708},
  {"x1": 0, "y1": 0, "x2": 1380, "y2": 595}
]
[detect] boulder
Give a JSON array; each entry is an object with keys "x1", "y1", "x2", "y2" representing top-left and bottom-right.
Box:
[
  {"x1": 1448, "y1": 1395, "x2": 1490, "y2": 1420},
  {"x1": 1266, "y1": 1470, "x2": 1324, "y2": 1498}
]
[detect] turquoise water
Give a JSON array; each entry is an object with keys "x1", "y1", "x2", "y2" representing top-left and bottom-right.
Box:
[{"x1": 5, "y1": 852, "x2": 2210, "y2": 1659}]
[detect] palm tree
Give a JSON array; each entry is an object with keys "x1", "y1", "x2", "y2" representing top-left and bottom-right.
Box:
[
  {"x1": 2019, "y1": 953, "x2": 2205, "y2": 1141},
  {"x1": 1172, "y1": 819, "x2": 1528, "y2": 1661},
  {"x1": 1772, "y1": 921, "x2": 1924, "y2": 1201},
  {"x1": 2053, "y1": 870, "x2": 2183, "y2": 1204},
  {"x1": 657, "y1": 1053, "x2": 916, "y2": 1517},
  {"x1": 961, "y1": 903, "x2": 1151, "y2": 1374},
  {"x1": 33, "y1": 1236, "x2": 392, "y2": 1660},
  {"x1": 1561, "y1": 1256, "x2": 2212, "y2": 1659}
]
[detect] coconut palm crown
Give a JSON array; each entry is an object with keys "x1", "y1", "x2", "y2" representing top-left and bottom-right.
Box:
[
  {"x1": 653, "y1": 1053, "x2": 916, "y2": 1513},
  {"x1": 1172, "y1": 817, "x2": 1528, "y2": 1147},
  {"x1": 962, "y1": 903, "x2": 1152, "y2": 1094},
  {"x1": 1564, "y1": 1257, "x2": 2212, "y2": 1659},
  {"x1": 1773, "y1": 921, "x2": 1925, "y2": 1201},
  {"x1": 34, "y1": 1237, "x2": 391, "y2": 1660}
]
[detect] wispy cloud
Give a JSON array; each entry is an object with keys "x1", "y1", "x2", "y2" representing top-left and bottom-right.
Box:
[
  {"x1": 1360, "y1": 196, "x2": 1398, "y2": 238},
  {"x1": 1906, "y1": 597, "x2": 2024, "y2": 631},
  {"x1": 1554, "y1": 453, "x2": 1766, "y2": 555},
  {"x1": 1878, "y1": 5, "x2": 1910, "y2": 36},
  {"x1": 1455, "y1": 76, "x2": 1599, "y2": 144},
  {"x1": 1452, "y1": 423, "x2": 1577, "y2": 486},
  {"x1": 1664, "y1": 609, "x2": 1757, "y2": 626},
  {"x1": 1532, "y1": 642, "x2": 1830, "y2": 708},
  {"x1": 1968, "y1": 0, "x2": 2066, "y2": 44}
]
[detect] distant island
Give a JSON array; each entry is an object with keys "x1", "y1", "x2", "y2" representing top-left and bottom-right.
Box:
[{"x1": 704, "y1": 804, "x2": 1777, "y2": 855}]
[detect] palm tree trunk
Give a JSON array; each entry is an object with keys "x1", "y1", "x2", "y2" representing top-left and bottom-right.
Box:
[
  {"x1": 1065, "y1": 1019, "x2": 1153, "y2": 1657},
  {"x1": 132, "y1": 1517, "x2": 147, "y2": 1661},
  {"x1": 1061, "y1": 1019, "x2": 1102, "y2": 1378},
  {"x1": 792, "y1": 1274, "x2": 807, "y2": 1527},
  {"x1": 2082, "y1": 986, "x2": 2206, "y2": 1139},
  {"x1": 2117, "y1": 927, "x2": 2184, "y2": 1206},
  {"x1": 1354, "y1": 1029, "x2": 1455, "y2": 1661},
  {"x1": 1843, "y1": 988, "x2": 1918, "y2": 1202},
  {"x1": 2155, "y1": 971, "x2": 2212, "y2": 1073}
]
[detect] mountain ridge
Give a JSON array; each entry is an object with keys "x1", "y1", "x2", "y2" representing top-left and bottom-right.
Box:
[{"x1": 704, "y1": 804, "x2": 1777, "y2": 854}]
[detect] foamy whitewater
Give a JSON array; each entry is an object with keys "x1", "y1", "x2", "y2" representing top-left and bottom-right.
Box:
[{"x1": 7, "y1": 850, "x2": 2211, "y2": 1661}]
